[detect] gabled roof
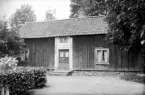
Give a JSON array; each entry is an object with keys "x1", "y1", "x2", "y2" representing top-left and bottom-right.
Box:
[{"x1": 19, "y1": 16, "x2": 108, "y2": 38}]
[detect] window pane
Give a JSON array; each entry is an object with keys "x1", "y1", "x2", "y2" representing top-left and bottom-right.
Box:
[
  {"x1": 97, "y1": 50, "x2": 102, "y2": 62},
  {"x1": 60, "y1": 38, "x2": 63, "y2": 43},
  {"x1": 103, "y1": 50, "x2": 108, "y2": 62},
  {"x1": 65, "y1": 52, "x2": 69, "y2": 57},
  {"x1": 60, "y1": 37, "x2": 68, "y2": 43},
  {"x1": 21, "y1": 53, "x2": 25, "y2": 61},
  {"x1": 25, "y1": 50, "x2": 28, "y2": 61},
  {"x1": 60, "y1": 52, "x2": 64, "y2": 57},
  {"x1": 64, "y1": 38, "x2": 68, "y2": 43}
]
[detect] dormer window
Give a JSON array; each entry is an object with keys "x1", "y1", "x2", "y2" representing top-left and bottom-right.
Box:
[{"x1": 60, "y1": 37, "x2": 68, "y2": 43}]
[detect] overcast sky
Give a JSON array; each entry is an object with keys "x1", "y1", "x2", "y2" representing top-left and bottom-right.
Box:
[{"x1": 0, "y1": 0, "x2": 71, "y2": 21}]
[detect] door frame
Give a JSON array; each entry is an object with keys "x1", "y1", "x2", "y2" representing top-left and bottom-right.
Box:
[{"x1": 54, "y1": 37, "x2": 73, "y2": 70}]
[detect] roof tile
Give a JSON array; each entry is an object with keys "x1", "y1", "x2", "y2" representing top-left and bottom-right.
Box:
[{"x1": 20, "y1": 16, "x2": 108, "y2": 38}]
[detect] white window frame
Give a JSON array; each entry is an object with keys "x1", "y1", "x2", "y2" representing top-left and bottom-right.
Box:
[
  {"x1": 21, "y1": 49, "x2": 29, "y2": 61},
  {"x1": 95, "y1": 48, "x2": 109, "y2": 64}
]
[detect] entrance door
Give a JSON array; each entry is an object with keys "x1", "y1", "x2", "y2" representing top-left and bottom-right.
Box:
[{"x1": 59, "y1": 49, "x2": 69, "y2": 70}]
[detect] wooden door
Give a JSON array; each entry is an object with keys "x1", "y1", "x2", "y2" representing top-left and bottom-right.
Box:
[{"x1": 59, "y1": 49, "x2": 69, "y2": 70}]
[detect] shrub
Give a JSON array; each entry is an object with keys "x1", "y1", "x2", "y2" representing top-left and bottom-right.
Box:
[
  {"x1": 0, "y1": 67, "x2": 47, "y2": 95},
  {"x1": 0, "y1": 56, "x2": 18, "y2": 71},
  {"x1": 17, "y1": 60, "x2": 29, "y2": 66}
]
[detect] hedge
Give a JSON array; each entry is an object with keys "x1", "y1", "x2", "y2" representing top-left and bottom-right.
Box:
[{"x1": 0, "y1": 67, "x2": 47, "y2": 95}]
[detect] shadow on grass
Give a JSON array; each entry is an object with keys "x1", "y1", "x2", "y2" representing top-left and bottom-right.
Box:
[{"x1": 120, "y1": 73, "x2": 145, "y2": 84}]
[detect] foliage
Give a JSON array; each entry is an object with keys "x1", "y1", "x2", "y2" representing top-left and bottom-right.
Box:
[
  {"x1": 106, "y1": 0, "x2": 145, "y2": 69},
  {"x1": 70, "y1": 0, "x2": 82, "y2": 18},
  {"x1": 69, "y1": 0, "x2": 111, "y2": 18},
  {"x1": 0, "y1": 67, "x2": 47, "y2": 95},
  {"x1": 0, "y1": 56, "x2": 18, "y2": 71},
  {"x1": 17, "y1": 60, "x2": 29, "y2": 66},
  {"x1": 0, "y1": 19, "x2": 25, "y2": 56},
  {"x1": 106, "y1": 0, "x2": 145, "y2": 52},
  {"x1": 9, "y1": 4, "x2": 36, "y2": 33}
]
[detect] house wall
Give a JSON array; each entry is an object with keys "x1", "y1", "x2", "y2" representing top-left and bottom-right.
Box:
[
  {"x1": 24, "y1": 38, "x2": 54, "y2": 69},
  {"x1": 24, "y1": 35, "x2": 143, "y2": 71},
  {"x1": 73, "y1": 35, "x2": 143, "y2": 71}
]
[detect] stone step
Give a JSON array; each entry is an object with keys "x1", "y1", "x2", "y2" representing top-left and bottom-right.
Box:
[{"x1": 48, "y1": 70, "x2": 73, "y2": 76}]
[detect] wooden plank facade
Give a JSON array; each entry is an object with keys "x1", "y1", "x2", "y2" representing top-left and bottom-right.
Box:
[
  {"x1": 73, "y1": 35, "x2": 143, "y2": 71},
  {"x1": 25, "y1": 38, "x2": 55, "y2": 69},
  {"x1": 24, "y1": 35, "x2": 143, "y2": 71}
]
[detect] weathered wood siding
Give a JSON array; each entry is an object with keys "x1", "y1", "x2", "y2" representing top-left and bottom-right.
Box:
[
  {"x1": 25, "y1": 38, "x2": 54, "y2": 69},
  {"x1": 24, "y1": 35, "x2": 143, "y2": 71},
  {"x1": 73, "y1": 35, "x2": 143, "y2": 71}
]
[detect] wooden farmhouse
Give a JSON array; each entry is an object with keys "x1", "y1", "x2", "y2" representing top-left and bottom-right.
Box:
[{"x1": 20, "y1": 16, "x2": 143, "y2": 71}]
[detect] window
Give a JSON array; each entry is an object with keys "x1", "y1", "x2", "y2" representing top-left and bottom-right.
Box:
[
  {"x1": 95, "y1": 48, "x2": 109, "y2": 64},
  {"x1": 60, "y1": 37, "x2": 68, "y2": 43},
  {"x1": 59, "y1": 49, "x2": 69, "y2": 57},
  {"x1": 60, "y1": 52, "x2": 64, "y2": 57},
  {"x1": 65, "y1": 52, "x2": 69, "y2": 57},
  {"x1": 21, "y1": 49, "x2": 29, "y2": 61}
]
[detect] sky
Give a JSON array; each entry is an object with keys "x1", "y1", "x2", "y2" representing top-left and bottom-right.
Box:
[{"x1": 0, "y1": 0, "x2": 71, "y2": 21}]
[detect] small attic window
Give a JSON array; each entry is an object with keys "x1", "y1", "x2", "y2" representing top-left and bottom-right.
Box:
[{"x1": 60, "y1": 37, "x2": 68, "y2": 43}]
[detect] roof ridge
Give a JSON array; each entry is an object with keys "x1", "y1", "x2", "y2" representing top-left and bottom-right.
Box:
[
  {"x1": 79, "y1": 16, "x2": 105, "y2": 18},
  {"x1": 24, "y1": 16, "x2": 105, "y2": 24}
]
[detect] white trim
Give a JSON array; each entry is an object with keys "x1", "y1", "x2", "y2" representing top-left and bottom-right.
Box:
[
  {"x1": 95, "y1": 48, "x2": 109, "y2": 64},
  {"x1": 54, "y1": 37, "x2": 73, "y2": 70},
  {"x1": 69, "y1": 37, "x2": 73, "y2": 70},
  {"x1": 54, "y1": 38, "x2": 59, "y2": 70}
]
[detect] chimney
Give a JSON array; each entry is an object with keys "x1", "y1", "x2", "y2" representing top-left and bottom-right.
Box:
[
  {"x1": 45, "y1": 9, "x2": 55, "y2": 21},
  {"x1": 46, "y1": 13, "x2": 53, "y2": 20},
  {"x1": 78, "y1": 8, "x2": 86, "y2": 18}
]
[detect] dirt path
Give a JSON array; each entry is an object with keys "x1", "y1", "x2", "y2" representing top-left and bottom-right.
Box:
[{"x1": 33, "y1": 76, "x2": 145, "y2": 95}]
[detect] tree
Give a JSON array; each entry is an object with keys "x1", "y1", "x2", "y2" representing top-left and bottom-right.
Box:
[
  {"x1": 105, "y1": 0, "x2": 145, "y2": 69},
  {"x1": 105, "y1": 0, "x2": 145, "y2": 49},
  {"x1": 0, "y1": 18, "x2": 25, "y2": 57},
  {"x1": 45, "y1": 9, "x2": 56, "y2": 21},
  {"x1": 69, "y1": 0, "x2": 82, "y2": 18},
  {"x1": 9, "y1": 4, "x2": 36, "y2": 33},
  {"x1": 69, "y1": 0, "x2": 111, "y2": 18}
]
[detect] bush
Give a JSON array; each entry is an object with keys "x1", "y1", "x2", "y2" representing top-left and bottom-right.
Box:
[
  {"x1": 0, "y1": 67, "x2": 47, "y2": 95},
  {"x1": 17, "y1": 61, "x2": 29, "y2": 66},
  {"x1": 0, "y1": 56, "x2": 18, "y2": 71}
]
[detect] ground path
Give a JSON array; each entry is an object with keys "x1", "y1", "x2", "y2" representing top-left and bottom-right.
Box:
[{"x1": 33, "y1": 76, "x2": 145, "y2": 95}]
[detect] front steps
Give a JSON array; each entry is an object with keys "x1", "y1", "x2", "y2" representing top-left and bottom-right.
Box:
[{"x1": 47, "y1": 70, "x2": 73, "y2": 76}]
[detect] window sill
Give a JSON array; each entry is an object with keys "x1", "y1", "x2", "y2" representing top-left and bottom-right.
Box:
[{"x1": 95, "y1": 63, "x2": 109, "y2": 65}]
